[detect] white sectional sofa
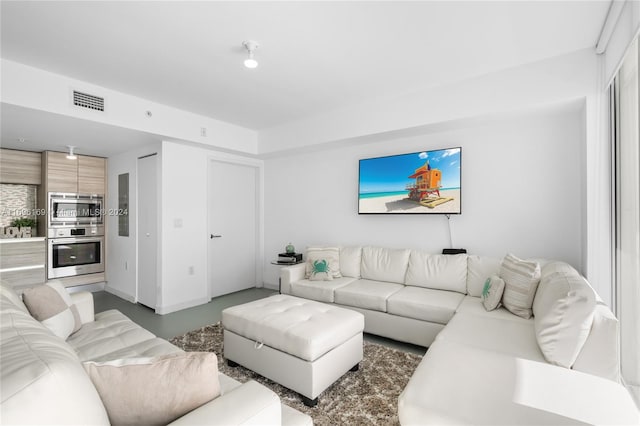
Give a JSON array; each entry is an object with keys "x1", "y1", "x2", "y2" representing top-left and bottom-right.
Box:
[
  {"x1": 0, "y1": 283, "x2": 312, "y2": 425},
  {"x1": 282, "y1": 246, "x2": 500, "y2": 347},
  {"x1": 281, "y1": 246, "x2": 640, "y2": 425}
]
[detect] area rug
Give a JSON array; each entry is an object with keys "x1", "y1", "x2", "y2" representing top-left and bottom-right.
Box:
[{"x1": 170, "y1": 323, "x2": 423, "y2": 425}]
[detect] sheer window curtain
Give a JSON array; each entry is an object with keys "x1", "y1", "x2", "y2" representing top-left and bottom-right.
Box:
[{"x1": 613, "y1": 36, "x2": 640, "y2": 406}]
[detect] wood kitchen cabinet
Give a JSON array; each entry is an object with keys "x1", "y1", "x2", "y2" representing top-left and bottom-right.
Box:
[
  {"x1": 78, "y1": 155, "x2": 106, "y2": 194},
  {"x1": 44, "y1": 151, "x2": 106, "y2": 194},
  {"x1": 45, "y1": 151, "x2": 77, "y2": 193},
  {"x1": 0, "y1": 238, "x2": 46, "y2": 291},
  {"x1": 0, "y1": 149, "x2": 42, "y2": 185}
]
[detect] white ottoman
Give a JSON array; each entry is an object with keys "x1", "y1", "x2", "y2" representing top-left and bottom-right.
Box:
[{"x1": 222, "y1": 294, "x2": 364, "y2": 406}]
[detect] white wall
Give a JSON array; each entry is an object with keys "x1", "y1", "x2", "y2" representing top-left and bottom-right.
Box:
[
  {"x1": 1, "y1": 59, "x2": 258, "y2": 154},
  {"x1": 158, "y1": 141, "x2": 264, "y2": 314},
  {"x1": 107, "y1": 140, "x2": 263, "y2": 314},
  {"x1": 263, "y1": 106, "x2": 585, "y2": 290},
  {"x1": 105, "y1": 142, "x2": 161, "y2": 301}
]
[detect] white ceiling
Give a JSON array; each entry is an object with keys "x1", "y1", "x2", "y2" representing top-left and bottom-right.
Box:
[{"x1": 1, "y1": 0, "x2": 611, "y2": 134}]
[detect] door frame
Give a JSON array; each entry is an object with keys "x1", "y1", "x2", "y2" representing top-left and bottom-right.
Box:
[
  {"x1": 207, "y1": 154, "x2": 264, "y2": 300},
  {"x1": 136, "y1": 152, "x2": 161, "y2": 309}
]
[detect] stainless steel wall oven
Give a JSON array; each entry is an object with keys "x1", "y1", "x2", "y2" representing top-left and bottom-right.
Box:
[{"x1": 47, "y1": 232, "x2": 104, "y2": 279}]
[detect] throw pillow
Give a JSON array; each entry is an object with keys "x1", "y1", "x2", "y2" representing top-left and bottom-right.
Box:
[
  {"x1": 83, "y1": 352, "x2": 220, "y2": 426},
  {"x1": 532, "y1": 262, "x2": 596, "y2": 368},
  {"x1": 308, "y1": 258, "x2": 334, "y2": 281},
  {"x1": 48, "y1": 281, "x2": 82, "y2": 333},
  {"x1": 499, "y1": 253, "x2": 541, "y2": 319},
  {"x1": 22, "y1": 282, "x2": 82, "y2": 339},
  {"x1": 481, "y1": 275, "x2": 505, "y2": 311},
  {"x1": 305, "y1": 247, "x2": 341, "y2": 279}
]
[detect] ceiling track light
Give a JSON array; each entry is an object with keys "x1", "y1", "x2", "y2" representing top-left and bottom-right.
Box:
[
  {"x1": 66, "y1": 145, "x2": 77, "y2": 160},
  {"x1": 242, "y1": 40, "x2": 259, "y2": 69}
]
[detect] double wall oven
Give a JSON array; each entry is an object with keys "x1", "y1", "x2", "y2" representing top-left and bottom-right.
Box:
[{"x1": 47, "y1": 193, "x2": 105, "y2": 279}]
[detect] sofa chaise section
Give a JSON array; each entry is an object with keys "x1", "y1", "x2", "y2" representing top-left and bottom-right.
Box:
[
  {"x1": 398, "y1": 261, "x2": 638, "y2": 425},
  {"x1": 398, "y1": 338, "x2": 638, "y2": 425}
]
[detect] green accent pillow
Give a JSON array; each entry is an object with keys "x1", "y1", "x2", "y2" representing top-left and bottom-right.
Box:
[
  {"x1": 309, "y1": 258, "x2": 333, "y2": 281},
  {"x1": 481, "y1": 275, "x2": 505, "y2": 311},
  {"x1": 305, "y1": 247, "x2": 341, "y2": 279}
]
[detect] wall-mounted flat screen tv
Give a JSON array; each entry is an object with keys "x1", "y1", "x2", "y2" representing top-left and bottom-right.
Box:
[{"x1": 358, "y1": 147, "x2": 461, "y2": 214}]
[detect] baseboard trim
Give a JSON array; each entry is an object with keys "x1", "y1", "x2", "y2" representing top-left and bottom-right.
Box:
[
  {"x1": 66, "y1": 282, "x2": 106, "y2": 294},
  {"x1": 263, "y1": 282, "x2": 279, "y2": 291},
  {"x1": 156, "y1": 297, "x2": 210, "y2": 315},
  {"x1": 104, "y1": 285, "x2": 135, "y2": 303}
]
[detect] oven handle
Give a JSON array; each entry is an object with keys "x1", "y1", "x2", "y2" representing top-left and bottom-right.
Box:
[{"x1": 49, "y1": 237, "x2": 104, "y2": 245}]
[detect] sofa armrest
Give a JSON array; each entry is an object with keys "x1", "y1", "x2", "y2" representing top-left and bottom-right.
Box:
[
  {"x1": 169, "y1": 380, "x2": 281, "y2": 425},
  {"x1": 280, "y1": 263, "x2": 307, "y2": 295},
  {"x1": 70, "y1": 291, "x2": 95, "y2": 324}
]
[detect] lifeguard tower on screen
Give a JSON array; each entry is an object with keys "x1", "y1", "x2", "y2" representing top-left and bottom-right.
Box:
[{"x1": 406, "y1": 161, "x2": 453, "y2": 208}]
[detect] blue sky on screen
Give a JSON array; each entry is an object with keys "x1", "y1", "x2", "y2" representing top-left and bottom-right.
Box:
[{"x1": 359, "y1": 148, "x2": 461, "y2": 194}]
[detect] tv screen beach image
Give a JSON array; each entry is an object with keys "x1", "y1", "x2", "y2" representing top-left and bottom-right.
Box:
[{"x1": 359, "y1": 148, "x2": 461, "y2": 214}]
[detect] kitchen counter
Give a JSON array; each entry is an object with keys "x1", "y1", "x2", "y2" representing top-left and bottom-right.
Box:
[{"x1": 0, "y1": 237, "x2": 46, "y2": 243}]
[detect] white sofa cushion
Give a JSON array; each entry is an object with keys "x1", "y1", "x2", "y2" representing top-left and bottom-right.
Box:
[
  {"x1": 0, "y1": 282, "x2": 29, "y2": 313},
  {"x1": 305, "y1": 247, "x2": 342, "y2": 278},
  {"x1": 533, "y1": 262, "x2": 596, "y2": 368},
  {"x1": 67, "y1": 309, "x2": 160, "y2": 361},
  {"x1": 339, "y1": 246, "x2": 362, "y2": 278},
  {"x1": 466, "y1": 255, "x2": 502, "y2": 297},
  {"x1": 86, "y1": 337, "x2": 183, "y2": 363},
  {"x1": 436, "y1": 311, "x2": 544, "y2": 361},
  {"x1": 171, "y1": 380, "x2": 285, "y2": 426},
  {"x1": 361, "y1": 246, "x2": 410, "y2": 284},
  {"x1": 573, "y1": 303, "x2": 621, "y2": 382},
  {"x1": 334, "y1": 279, "x2": 404, "y2": 312},
  {"x1": 405, "y1": 252, "x2": 467, "y2": 293},
  {"x1": 399, "y1": 339, "x2": 640, "y2": 426},
  {"x1": 387, "y1": 287, "x2": 464, "y2": 325},
  {"x1": 456, "y1": 296, "x2": 532, "y2": 323},
  {"x1": 500, "y1": 254, "x2": 541, "y2": 319},
  {"x1": 84, "y1": 352, "x2": 220, "y2": 426},
  {"x1": 70, "y1": 291, "x2": 96, "y2": 324},
  {"x1": 222, "y1": 295, "x2": 364, "y2": 362},
  {"x1": 289, "y1": 276, "x2": 357, "y2": 303}
]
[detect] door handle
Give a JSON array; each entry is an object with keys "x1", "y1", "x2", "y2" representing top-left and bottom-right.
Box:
[{"x1": 210, "y1": 234, "x2": 222, "y2": 239}]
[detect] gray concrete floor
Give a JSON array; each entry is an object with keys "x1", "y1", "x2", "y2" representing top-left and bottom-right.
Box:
[{"x1": 94, "y1": 287, "x2": 426, "y2": 356}]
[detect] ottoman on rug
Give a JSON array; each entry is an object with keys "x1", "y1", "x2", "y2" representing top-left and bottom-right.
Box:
[{"x1": 222, "y1": 294, "x2": 364, "y2": 406}]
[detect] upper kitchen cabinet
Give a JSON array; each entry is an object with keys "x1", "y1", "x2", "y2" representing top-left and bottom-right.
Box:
[
  {"x1": 44, "y1": 151, "x2": 106, "y2": 195},
  {"x1": 0, "y1": 149, "x2": 42, "y2": 185},
  {"x1": 44, "y1": 151, "x2": 77, "y2": 193},
  {"x1": 78, "y1": 155, "x2": 106, "y2": 194}
]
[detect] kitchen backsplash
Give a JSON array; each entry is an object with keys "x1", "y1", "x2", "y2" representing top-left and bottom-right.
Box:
[{"x1": 0, "y1": 184, "x2": 38, "y2": 228}]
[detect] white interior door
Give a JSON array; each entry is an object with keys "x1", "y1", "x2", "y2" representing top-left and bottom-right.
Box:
[
  {"x1": 208, "y1": 160, "x2": 258, "y2": 298},
  {"x1": 137, "y1": 154, "x2": 158, "y2": 309}
]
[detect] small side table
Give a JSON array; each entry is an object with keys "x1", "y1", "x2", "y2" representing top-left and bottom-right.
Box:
[{"x1": 270, "y1": 259, "x2": 305, "y2": 293}]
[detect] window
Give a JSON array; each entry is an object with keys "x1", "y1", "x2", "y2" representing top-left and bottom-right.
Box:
[{"x1": 612, "y1": 36, "x2": 640, "y2": 406}]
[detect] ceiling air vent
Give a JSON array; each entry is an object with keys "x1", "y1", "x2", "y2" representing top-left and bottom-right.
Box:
[{"x1": 72, "y1": 90, "x2": 105, "y2": 112}]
